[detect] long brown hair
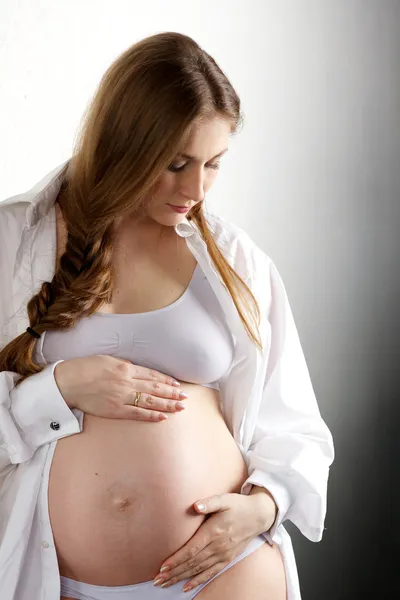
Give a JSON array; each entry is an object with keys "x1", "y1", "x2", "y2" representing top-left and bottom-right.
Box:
[{"x1": 0, "y1": 32, "x2": 262, "y2": 382}]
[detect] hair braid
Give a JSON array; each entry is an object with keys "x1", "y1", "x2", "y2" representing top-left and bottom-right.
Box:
[{"x1": 0, "y1": 221, "x2": 116, "y2": 382}]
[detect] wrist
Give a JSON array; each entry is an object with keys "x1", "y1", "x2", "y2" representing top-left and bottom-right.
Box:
[
  {"x1": 54, "y1": 361, "x2": 75, "y2": 409},
  {"x1": 248, "y1": 485, "x2": 278, "y2": 533}
]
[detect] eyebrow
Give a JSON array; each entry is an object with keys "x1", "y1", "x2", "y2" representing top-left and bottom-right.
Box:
[{"x1": 177, "y1": 148, "x2": 229, "y2": 161}]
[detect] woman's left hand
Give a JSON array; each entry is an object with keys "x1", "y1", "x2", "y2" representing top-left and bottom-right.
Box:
[{"x1": 153, "y1": 491, "x2": 275, "y2": 593}]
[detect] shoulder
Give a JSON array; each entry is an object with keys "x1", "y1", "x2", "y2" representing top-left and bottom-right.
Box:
[
  {"x1": 0, "y1": 199, "x2": 31, "y2": 344},
  {"x1": 0, "y1": 159, "x2": 69, "y2": 240},
  {"x1": 0, "y1": 197, "x2": 30, "y2": 254},
  {"x1": 0, "y1": 197, "x2": 29, "y2": 292},
  {"x1": 0, "y1": 197, "x2": 30, "y2": 240},
  {"x1": 204, "y1": 210, "x2": 273, "y2": 280},
  {"x1": 204, "y1": 211, "x2": 283, "y2": 317}
]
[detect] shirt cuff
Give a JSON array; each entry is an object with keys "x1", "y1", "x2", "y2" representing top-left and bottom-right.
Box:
[
  {"x1": 241, "y1": 468, "x2": 292, "y2": 544},
  {"x1": 9, "y1": 360, "x2": 82, "y2": 452}
]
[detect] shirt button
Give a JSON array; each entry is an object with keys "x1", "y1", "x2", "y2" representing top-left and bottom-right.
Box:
[
  {"x1": 50, "y1": 421, "x2": 60, "y2": 431},
  {"x1": 42, "y1": 541, "x2": 50, "y2": 549}
]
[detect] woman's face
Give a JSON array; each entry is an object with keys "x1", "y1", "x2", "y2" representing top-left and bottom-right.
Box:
[{"x1": 142, "y1": 116, "x2": 232, "y2": 229}]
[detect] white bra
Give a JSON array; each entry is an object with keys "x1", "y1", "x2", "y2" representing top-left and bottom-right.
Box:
[{"x1": 35, "y1": 263, "x2": 235, "y2": 391}]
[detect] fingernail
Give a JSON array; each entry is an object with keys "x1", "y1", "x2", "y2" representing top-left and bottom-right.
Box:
[
  {"x1": 154, "y1": 578, "x2": 163, "y2": 586},
  {"x1": 159, "y1": 414, "x2": 168, "y2": 421},
  {"x1": 176, "y1": 401, "x2": 186, "y2": 410},
  {"x1": 160, "y1": 566, "x2": 170, "y2": 573},
  {"x1": 161, "y1": 581, "x2": 172, "y2": 588},
  {"x1": 172, "y1": 380, "x2": 181, "y2": 386},
  {"x1": 179, "y1": 392, "x2": 188, "y2": 399}
]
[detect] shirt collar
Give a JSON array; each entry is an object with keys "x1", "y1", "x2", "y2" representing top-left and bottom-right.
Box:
[
  {"x1": 174, "y1": 217, "x2": 198, "y2": 237},
  {"x1": 25, "y1": 159, "x2": 198, "y2": 238}
]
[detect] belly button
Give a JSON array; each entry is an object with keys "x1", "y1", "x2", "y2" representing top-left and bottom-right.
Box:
[{"x1": 113, "y1": 497, "x2": 133, "y2": 511}]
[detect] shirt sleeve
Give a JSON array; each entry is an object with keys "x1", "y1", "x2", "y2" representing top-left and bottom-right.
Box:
[
  {"x1": 0, "y1": 360, "x2": 83, "y2": 468},
  {"x1": 240, "y1": 258, "x2": 335, "y2": 543}
]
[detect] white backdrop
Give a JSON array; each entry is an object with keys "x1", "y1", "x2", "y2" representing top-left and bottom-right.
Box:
[{"x1": 1, "y1": 2, "x2": 399, "y2": 597}]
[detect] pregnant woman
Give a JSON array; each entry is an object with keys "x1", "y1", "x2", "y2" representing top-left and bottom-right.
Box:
[{"x1": 0, "y1": 32, "x2": 334, "y2": 600}]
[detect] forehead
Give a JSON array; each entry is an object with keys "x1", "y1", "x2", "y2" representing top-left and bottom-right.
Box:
[{"x1": 179, "y1": 117, "x2": 232, "y2": 161}]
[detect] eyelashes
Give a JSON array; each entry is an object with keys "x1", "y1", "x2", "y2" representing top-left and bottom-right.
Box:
[{"x1": 168, "y1": 162, "x2": 221, "y2": 173}]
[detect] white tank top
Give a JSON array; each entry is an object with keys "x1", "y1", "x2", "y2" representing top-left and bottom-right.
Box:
[{"x1": 35, "y1": 263, "x2": 235, "y2": 390}]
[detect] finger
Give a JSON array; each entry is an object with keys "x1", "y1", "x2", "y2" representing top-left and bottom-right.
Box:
[
  {"x1": 158, "y1": 534, "x2": 210, "y2": 574},
  {"x1": 123, "y1": 362, "x2": 181, "y2": 388},
  {"x1": 124, "y1": 392, "x2": 186, "y2": 414},
  {"x1": 114, "y1": 361, "x2": 184, "y2": 399},
  {"x1": 121, "y1": 405, "x2": 169, "y2": 422},
  {"x1": 129, "y1": 393, "x2": 186, "y2": 413},
  {"x1": 158, "y1": 548, "x2": 212, "y2": 582},
  {"x1": 139, "y1": 378, "x2": 186, "y2": 400},
  {"x1": 193, "y1": 494, "x2": 233, "y2": 515},
  {"x1": 181, "y1": 561, "x2": 228, "y2": 592}
]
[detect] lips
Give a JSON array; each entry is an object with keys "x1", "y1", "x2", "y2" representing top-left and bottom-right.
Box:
[{"x1": 166, "y1": 203, "x2": 190, "y2": 212}]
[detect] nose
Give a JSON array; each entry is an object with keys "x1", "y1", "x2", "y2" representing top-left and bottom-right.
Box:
[{"x1": 180, "y1": 168, "x2": 206, "y2": 203}]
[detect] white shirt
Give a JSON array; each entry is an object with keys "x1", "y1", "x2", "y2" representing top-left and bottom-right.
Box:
[{"x1": 0, "y1": 160, "x2": 334, "y2": 600}]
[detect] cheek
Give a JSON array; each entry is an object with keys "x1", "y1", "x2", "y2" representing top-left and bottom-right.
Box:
[{"x1": 152, "y1": 175, "x2": 176, "y2": 200}]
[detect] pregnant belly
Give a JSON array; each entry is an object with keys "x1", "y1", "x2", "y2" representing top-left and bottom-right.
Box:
[{"x1": 48, "y1": 381, "x2": 249, "y2": 586}]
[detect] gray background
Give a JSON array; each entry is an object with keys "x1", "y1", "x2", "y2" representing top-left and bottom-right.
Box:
[{"x1": 278, "y1": 3, "x2": 400, "y2": 598}]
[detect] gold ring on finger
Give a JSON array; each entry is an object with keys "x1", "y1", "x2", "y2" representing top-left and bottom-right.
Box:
[{"x1": 133, "y1": 391, "x2": 141, "y2": 407}]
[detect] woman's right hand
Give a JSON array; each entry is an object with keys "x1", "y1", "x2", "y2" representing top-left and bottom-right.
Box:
[{"x1": 53, "y1": 355, "x2": 188, "y2": 422}]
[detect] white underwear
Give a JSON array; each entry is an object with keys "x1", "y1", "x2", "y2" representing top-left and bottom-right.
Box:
[{"x1": 60, "y1": 534, "x2": 267, "y2": 599}]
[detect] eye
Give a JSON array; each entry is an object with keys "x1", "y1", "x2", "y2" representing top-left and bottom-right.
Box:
[
  {"x1": 168, "y1": 161, "x2": 221, "y2": 173},
  {"x1": 167, "y1": 163, "x2": 185, "y2": 173}
]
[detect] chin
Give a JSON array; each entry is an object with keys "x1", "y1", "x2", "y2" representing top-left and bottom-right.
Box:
[
  {"x1": 149, "y1": 214, "x2": 186, "y2": 228},
  {"x1": 164, "y1": 207, "x2": 190, "y2": 219}
]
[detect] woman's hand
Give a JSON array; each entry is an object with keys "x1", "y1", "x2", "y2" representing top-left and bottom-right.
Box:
[
  {"x1": 54, "y1": 354, "x2": 187, "y2": 421},
  {"x1": 153, "y1": 491, "x2": 276, "y2": 593}
]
